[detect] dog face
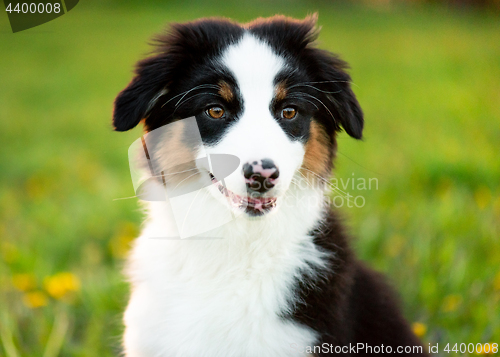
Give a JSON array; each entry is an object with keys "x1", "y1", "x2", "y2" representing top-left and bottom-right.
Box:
[{"x1": 114, "y1": 15, "x2": 363, "y2": 217}]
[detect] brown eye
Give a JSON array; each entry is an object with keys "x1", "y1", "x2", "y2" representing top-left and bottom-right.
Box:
[
  {"x1": 207, "y1": 106, "x2": 225, "y2": 119},
  {"x1": 281, "y1": 107, "x2": 297, "y2": 120}
]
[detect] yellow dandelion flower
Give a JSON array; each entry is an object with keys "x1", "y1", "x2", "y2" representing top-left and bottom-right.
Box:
[
  {"x1": 44, "y1": 272, "x2": 80, "y2": 299},
  {"x1": 412, "y1": 322, "x2": 427, "y2": 338},
  {"x1": 57, "y1": 272, "x2": 80, "y2": 291},
  {"x1": 442, "y1": 294, "x2": 462, "y2": 312},
  {"x1": 12, "y1": 273, "x2": 36, "y2": 291},
  {"x1": 44, "y1": 277, "x2": 66, "y2": 299},
  {"x1": 23, "y1": 291, "x2": 48, "y2": 308}
]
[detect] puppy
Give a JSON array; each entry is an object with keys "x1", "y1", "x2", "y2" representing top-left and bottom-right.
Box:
[{"x1": 113, "y1": 15, "x2": 427, "y2": 357}]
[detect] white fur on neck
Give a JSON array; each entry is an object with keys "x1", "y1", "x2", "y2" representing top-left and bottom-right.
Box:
[{"x1": 123, "y1": 176, "x2": 328, "y2": 357}]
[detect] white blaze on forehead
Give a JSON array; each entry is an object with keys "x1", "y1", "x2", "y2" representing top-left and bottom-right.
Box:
[
  {"x1": 221, "y1": 32, "x2": 284, "y2": 109},
  {"x1": 214, "y1": 33, "x2": 305, "y2": 197}
]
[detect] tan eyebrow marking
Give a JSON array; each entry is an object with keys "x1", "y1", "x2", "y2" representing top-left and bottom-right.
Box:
[
  {"x1": 218, "y1": 81, "x2": 234, "y2": 102},
  {"x1": 274, "y1": 81, "x2": 287, "y2": 101}
]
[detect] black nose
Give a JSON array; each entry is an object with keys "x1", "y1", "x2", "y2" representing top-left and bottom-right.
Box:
[{"x1": 242, "y1": 159, "x2": 279, "y2": 194}]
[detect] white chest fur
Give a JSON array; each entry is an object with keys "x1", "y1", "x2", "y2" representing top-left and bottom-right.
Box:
[{"x1": 122, "y1": 184, "x2": 328, "y2": 357}]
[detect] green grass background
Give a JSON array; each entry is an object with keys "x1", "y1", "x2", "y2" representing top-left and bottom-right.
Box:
[{"x1": 1, "y1": 1, "x2": 499, "y2": 356}]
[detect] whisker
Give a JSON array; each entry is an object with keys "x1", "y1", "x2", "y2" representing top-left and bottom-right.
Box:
[
  {"x1": 287, "y1": 182, "x2": 303, "y2": 201},
  {"x1": 297, "y1": 170, "x2": 327, "y2": 188},
  {"x1": 289, "y1": 80, "x2": 358, "y2": 88},
  {"x1": 113, "y1": 169, "x2": 206, "y2": 202},
  {"x1": 293, "y1": 92, "x2": 337, "y2": 122},
  {"x1": 147, "y1": 167, "x2": 199, "y2": 177},
  {"x1": 290, "y1": 178, "x2": 314, "y2": 195},
  {"x1": 299, "y1": 169, "x2": 337, "y2": 189},
  {"x1": 113, "y1": 195, "x2": 138, "y2": 201},
  {"x1": 286, "y1": 95, "x2": 319, "y2": 110},
  {"x1": 171, "y1": 171, "x2": 202, "y2": 191},
  {"x1": 175, "y1": 85, "x2": 219, "y2": 107},
  {"x1": 160, "y1": 84, "x2": 219, "y2": 108},
  {"x1": 139, "y1": 169, "x2": 207, "y2": 187},
  {"x1": 291, "y1": 174, "x2": 313, "y2": 188},
  {"x1": 298, "y1": 169, "x2": 350, "y2": 196},
  {"x1": 288, "y1": 84, "x2": 342, "y2": 94},
  {"x1": 175, "y1": 92, "x2": 221, "y2": 109},
  {"x1": 172, "y1": 92, "x2": 221, "y2": 117}
]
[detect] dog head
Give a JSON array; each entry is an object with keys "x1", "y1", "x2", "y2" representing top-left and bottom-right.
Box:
[{"x1": 114, "y1": 15, "x2": 363, "y2": 218}]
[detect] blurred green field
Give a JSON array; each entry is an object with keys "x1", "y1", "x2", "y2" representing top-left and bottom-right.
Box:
[{"x1": 1, "y1": 1, "x2": 499, "y2": 356}]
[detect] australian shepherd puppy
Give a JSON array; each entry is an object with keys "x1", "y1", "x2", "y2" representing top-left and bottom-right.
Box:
[{"x1": 112, "y1": 15, "x2": 426, "y2": 357}]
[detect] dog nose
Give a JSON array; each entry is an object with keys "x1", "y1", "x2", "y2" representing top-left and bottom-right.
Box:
[{"x1": 242, "y1": 159, "x2": 279, "y2": 194}]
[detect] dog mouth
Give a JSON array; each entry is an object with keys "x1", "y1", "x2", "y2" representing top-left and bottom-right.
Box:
[{"x1": 209, "y1": 174, "x2": 277, "y2": 216}]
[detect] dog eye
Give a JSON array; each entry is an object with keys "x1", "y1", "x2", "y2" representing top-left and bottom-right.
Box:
[
  {"x1": 281, "y1": 107, "x2": 297, "y2": 120},
  {"x1": 206, "y1": 106, "x2": 225, "y2": 119}
]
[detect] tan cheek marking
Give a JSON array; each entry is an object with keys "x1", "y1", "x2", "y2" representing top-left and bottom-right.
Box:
[
  {"x1": 274, "y1": 81, "x2": 287, "y2": 102},
  {"x1": 148, "y1": 120, "x2": 199, "y2": 187},
  {"x1": 218, "y1": 81, "x2": 234, "y2": 102},
  {"x1": 301, "y1": 120, "x2": 331, "y2": 181}
]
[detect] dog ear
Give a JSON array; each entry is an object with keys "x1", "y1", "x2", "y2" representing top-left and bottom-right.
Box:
[
  {"x1": 249, "y1": 14, "x2": 363, "y2": 139},
  {"x1": 313, "y1": 50, "x2": 364, "y2": 140},
  {"x1": 333, "y1": 80, "x2": 364, "y2": 140},
  {"x1": 113, "y1": 19, "x2": 244, "y2": 132},
  {"x1": 113, "y1": 55, "x2": 170, "y2": 132}
]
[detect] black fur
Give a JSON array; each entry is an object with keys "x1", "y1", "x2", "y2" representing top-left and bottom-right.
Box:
[{"x1": 288, "y1": 211, "x2": 427, "y2": 356}]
